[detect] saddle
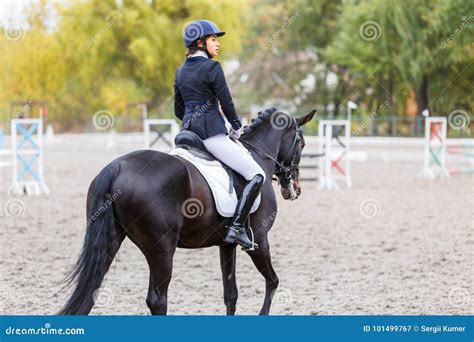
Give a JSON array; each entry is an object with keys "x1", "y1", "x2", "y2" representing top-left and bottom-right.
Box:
[
  {"x1": 172, "y1": 130, "x2": 261, "y2": 217},
  {"x1": 174, "y1": 130, "x2": 215, "y2": 161},
  {"x1": 174, "y1": 130, "x2": 244, "y2": 193}
]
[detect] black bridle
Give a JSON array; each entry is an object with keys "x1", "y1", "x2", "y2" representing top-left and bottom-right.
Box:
[{"x1": 239, "y1": 117, "x2": 301, "y2": 183}]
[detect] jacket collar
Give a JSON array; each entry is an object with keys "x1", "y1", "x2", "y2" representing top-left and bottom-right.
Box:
[
  {"x1": 185, "y1": 50, "x2": 210, "y2": 64},
  {"x1": 188, "y1": 50, "x2": 209, "y2": 59},
  {"x1": 185, "y1": 56, "x2": 209, "y2": 64}
]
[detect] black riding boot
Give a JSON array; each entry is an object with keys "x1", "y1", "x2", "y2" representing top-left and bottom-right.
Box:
[{"x1": 224, "y1": 174, "x2": 264, "y2": 250}]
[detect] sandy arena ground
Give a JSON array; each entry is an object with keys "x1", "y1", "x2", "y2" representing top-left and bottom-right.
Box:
[{"x1": 0, "y1": 135, "x2": 473, "y2": 315}]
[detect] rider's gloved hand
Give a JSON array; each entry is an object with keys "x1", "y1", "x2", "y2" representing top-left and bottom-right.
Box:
[{"x1": 229, "y1": 127, "x2": 242, "y2": 140}]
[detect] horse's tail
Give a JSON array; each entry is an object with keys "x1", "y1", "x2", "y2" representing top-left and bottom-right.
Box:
[{"x1": 59, "y1": 162, "x2": 121, "y2": 315}]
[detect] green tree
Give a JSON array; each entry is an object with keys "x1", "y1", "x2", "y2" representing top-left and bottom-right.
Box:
[
  {"x1": 1, "y1": 0, "x2": 245, "y2": 130},
  {"x1": 325, "y1": 0, "x2": 473, "y2": 116}
]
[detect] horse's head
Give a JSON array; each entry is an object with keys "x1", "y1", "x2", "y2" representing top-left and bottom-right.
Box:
[
  {"x1": 241, "y1": 107, "x2": 316, "y2": 200},
  {"x1": 271, "y1": 108, "x2": 316, "y2": 200}
]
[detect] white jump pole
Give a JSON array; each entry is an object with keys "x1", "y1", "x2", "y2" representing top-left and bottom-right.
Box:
[
  {"x1": 318, "y1": 120, "x2": 352, "y2": 190},
  {"x1": 138, "y1": 103, "x2": 148, "y2": 121},
  {"x1": 347, "y1": 101, "x2": 358, "y2": 124},
  {"x1": 0, "y1": 127, "x2": 13, "y2": 170}
]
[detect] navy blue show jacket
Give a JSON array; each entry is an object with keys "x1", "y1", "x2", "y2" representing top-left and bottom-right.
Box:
[{"x1": 173, "y1": 56, "x2": 242, "y2": 139}]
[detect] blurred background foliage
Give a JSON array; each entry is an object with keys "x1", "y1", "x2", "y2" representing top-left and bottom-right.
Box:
[{"x1": 0, "y1": 0, "x2": 472, "y2": 132}]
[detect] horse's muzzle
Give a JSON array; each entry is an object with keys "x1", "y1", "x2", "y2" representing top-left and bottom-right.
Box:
[{"x1": 281, "y1": 187, "x2": 298, "y2": 200}]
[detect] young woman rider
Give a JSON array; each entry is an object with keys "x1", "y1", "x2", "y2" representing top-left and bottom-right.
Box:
[{"x1": 174, "y1": 20, "x2": 265, "y2": 250}]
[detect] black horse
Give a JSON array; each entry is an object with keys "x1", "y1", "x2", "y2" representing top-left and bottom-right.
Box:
[{"x1": 59, "y1": 108, "x2": 316, "y2": 315}]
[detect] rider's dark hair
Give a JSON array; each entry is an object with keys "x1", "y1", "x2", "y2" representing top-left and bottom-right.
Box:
[{"x1": 186, "y1": 36, "x2": 212, "y2": 58}]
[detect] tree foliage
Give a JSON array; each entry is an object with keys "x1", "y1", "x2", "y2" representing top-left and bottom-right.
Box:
[
  {"x1": 0, "y1": 0, "x2": 471, "y2": 131},
  {"x1": 0, "y1": 0, "x2": 244, "y2": 130}
]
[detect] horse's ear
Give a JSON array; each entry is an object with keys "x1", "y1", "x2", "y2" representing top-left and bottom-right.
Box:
[
  {"x1": 296, "y1": 109, "x2": 317, "y2": 126},
  {"x1": 267, "y1": 107, "x2": 278, "y2": 114}
]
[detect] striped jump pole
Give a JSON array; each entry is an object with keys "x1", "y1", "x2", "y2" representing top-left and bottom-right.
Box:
[
  {"x1": 299, "y1": 152, "x2": 324, "y2": 182},
  {"x1": 446, "y1": 143, "x2": 474, "y2": 175},
  {"x1": 446, "y1": 144, "x2": 474, "y2": 158},
  {"x1": 449, "y1": 168, "x2": 474, "y2": 175}
]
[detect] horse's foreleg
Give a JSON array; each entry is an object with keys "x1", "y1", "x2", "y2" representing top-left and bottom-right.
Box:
[
  {"x1": 145, "y1": 250, "x2": 174, "y2": 315},
  {"x1": 247, "y1": 239, "x2": 279, "y2": 315},
  {"x1": 219, "y1": 244, "x2": 238, "y2": 315}
]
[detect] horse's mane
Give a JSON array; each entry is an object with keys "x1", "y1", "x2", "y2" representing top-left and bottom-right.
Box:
[
  {"x1": 242, "y1": 107, "x2": 278, "y2": 135},
  {"x1": 242, "y1": 107, "x2": 306, "y2": 148}
]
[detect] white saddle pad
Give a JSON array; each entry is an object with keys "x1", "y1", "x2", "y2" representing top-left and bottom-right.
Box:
[{"x1": 169, "y1": 147, "x2": 261, "y2": 217}]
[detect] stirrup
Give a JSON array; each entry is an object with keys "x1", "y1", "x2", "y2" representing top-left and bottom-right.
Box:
[{"x1": 241, "y1": 222, "x2": 258, "y2": 251}]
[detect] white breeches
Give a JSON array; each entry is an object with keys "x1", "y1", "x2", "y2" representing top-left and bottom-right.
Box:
[{"x1": 203, "y1": 134, "x2": 266, "y2": 181}]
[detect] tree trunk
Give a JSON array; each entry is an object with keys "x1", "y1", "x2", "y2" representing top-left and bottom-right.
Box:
[
  {"x1": 334, "y1": 68, "x2": 347, "y2": 118},
  {"x1": 322, "y1": 67, "x2": 328, "y2": 117},
  {"x1": 415, "y1": 74, "x2": 429, "y2": 114},
  {"x1": 388, "y1": 67, "x2": 395, "y2": 113},
  {"x1": 373, "y1": 72, "x2": 384, "y2": 135}
]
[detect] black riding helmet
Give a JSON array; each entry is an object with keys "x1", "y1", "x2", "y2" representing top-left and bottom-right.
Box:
[{"x1": 183, "y1": 20, "x2": 225, "y2": 57}]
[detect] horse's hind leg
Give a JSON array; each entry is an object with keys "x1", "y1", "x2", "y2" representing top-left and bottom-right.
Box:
[
  {"x1": 145, "y1": 250, "x2": 174, "y2": 315},
  {"x1": 247, "y1": 238, "x2": 279, "y2": 315},
  {"x1": 219, "y1": 244, "x2": 238, "y2": 315}
]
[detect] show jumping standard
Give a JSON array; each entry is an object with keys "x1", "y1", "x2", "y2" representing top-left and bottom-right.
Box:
[
  {"x1": 3, "y1": 118, "x2": 50, "y2": 196},
  {"x1": 59, "y1": 108, "x2": 316, "y2": 316},
  {"x1": 419, "y1": 116, "x2": 474, "y2": 179}
]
